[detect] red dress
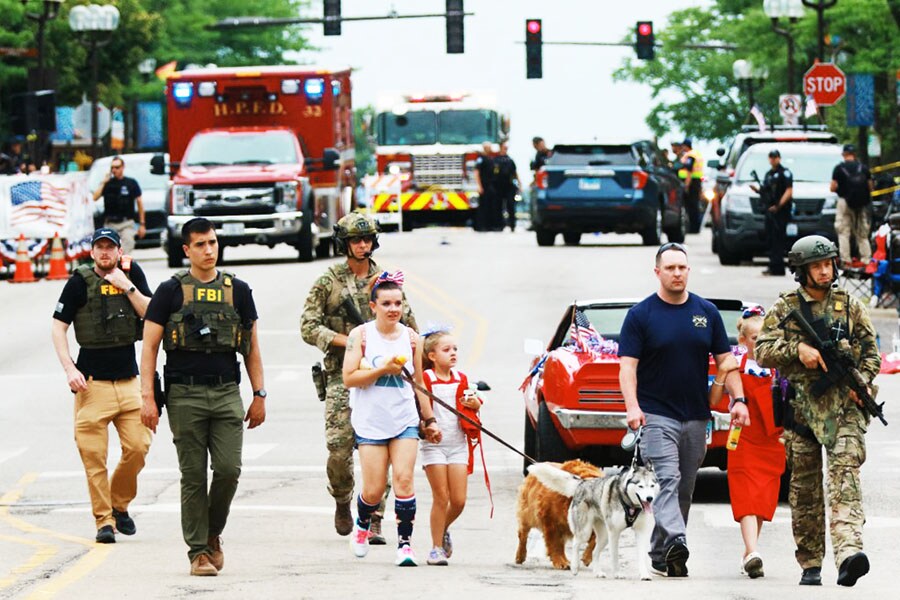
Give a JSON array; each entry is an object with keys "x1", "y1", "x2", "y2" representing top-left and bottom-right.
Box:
[{"x1": 727, "y1": 355, "x2": 786, "y2": 521}]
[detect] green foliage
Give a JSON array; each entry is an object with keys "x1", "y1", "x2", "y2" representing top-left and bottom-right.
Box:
[
  {"x1": 615, "y1": 0, "x2": 900, "y2": 160},
  {"x1": 353, "y1": 106, "x2": 376, "y2": 181}
]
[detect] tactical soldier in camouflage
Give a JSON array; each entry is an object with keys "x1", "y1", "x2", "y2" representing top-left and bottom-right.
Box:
[
  {"x1": 300, "y1": 213, "x2": 417, "y2": 542},
  {"x1": 756, "y1": 235, "x2": 880, "y2": 588}
]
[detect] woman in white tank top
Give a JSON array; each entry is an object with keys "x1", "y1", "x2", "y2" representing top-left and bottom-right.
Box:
[{"x1": 342, "y1": 274, "x2": 441, "y2": 567}]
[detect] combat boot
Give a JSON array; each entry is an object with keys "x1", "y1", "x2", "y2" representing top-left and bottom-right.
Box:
[
  {"x1": 208, "y1": 535, "x2": 224, "y2": 571},
  {"x1": 368, "y1": 515, "x2": 386, "y2": 545},
  {"x1": 837, "y1": 552, "x2": 869, "y2": 587},
  {"x1": 799, "y1": 566, "x2": 822, "y2": 585},
  {"x1": 334, "y1": 501, "x2": 353, "y2": 536}
]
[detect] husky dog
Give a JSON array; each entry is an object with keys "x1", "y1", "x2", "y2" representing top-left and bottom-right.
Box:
[{"x1": 527, "y1": 461, "x2": 659, "y2": 580}]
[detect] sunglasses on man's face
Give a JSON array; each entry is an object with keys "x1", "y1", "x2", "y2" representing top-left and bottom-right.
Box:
[{"x1": 656, "y1": 242, "x2": 687, "y2": 258}]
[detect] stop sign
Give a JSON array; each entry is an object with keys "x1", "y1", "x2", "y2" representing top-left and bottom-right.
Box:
[{"x1": 803, "y1": 63, "x2": 846, "y2": 106}]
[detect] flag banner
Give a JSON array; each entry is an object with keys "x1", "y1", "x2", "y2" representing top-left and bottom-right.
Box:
[{"x1": 0, "y1": 174, "x2": 94, "y2": 243}]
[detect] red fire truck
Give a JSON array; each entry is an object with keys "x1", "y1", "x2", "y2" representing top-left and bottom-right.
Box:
[
  {"x1": 152, "y1": 65, "x2": 355, "y2": 267},
  {"x1": 371, "y1": 93, "x2": 508, "y2": 230}
]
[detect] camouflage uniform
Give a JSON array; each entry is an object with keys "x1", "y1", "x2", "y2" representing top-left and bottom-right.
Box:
[
  {"x1": 756, "y1": 285, "x2": 880, "y2": 571},
  {"x1": 300, "y1": 259, "x2": 417, "y2": 504}
]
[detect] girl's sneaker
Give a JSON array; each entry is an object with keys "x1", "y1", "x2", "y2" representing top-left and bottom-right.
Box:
[
  {"x1": 395, "y1": 545, "x2": 417, "y2": 567},
  {"x1": 350, "y1": 523, "x2": 370, "y2": 558},
  {"x1": 427, "y1": 547, "x2": 448, "y2": 566},
  {"x1": 442, "y1": 530, "x2": 453, "y2": 558}
]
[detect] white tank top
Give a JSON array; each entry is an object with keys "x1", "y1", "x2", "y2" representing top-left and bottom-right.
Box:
[{"x1": 349, "y1": 321, "x2": 419, "y2": 440}]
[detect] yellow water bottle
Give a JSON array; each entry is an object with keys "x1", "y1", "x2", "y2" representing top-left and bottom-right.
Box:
[{"x1": 726, "y1": 423, "x2": 742, "y2": 451}]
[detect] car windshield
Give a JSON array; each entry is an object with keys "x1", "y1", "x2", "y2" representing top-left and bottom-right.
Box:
[
  {"x1": 88, "y1": 156, "x2": 168, "y2": 191},
  {"x1": 184, "y1": 131, "x2": 298, "y2": 166},
  {"x1": 437, "y1": 110, "x2": 497, "y2": 145},
  {"x1": 736, "y1": 149, "x2": 841, "y2": 183},
  {"x1": 580, "y1": 304, "x2": 743, "y2": 345},
  {"x1": 547, "y1": 145, "x2": 635, "y2": 166},
  {"x1": 377, "y1": 111, "x2": 437, "y2": 145}
]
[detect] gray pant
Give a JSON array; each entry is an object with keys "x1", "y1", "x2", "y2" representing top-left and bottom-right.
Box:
[{"x1": 639, "y1": 413, "x2": 707, "y2": 562}]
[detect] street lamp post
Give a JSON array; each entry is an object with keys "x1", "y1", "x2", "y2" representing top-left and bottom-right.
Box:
[
  {"x1": 733, "y1": 59, "x2": 769, "y2": 112},
  {"x1": 763, "y1": 0, "x2": 805, "y2": 94},
  {"x1": 802, "y1": 0, "x2": 837, "y2": 62},
  {"x1": 68, "y1": 3, "x2": 119, "y2": 161},
  {"x1": 22, "y1": 0, "x2": 65, "y2": 90}
]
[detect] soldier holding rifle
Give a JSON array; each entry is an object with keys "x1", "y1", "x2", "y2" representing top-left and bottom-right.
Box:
[{"x1": 756, "y1": 235, "x2": 882, "y2": 588}]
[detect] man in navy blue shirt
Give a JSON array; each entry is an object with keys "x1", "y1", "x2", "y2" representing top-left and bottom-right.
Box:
[{"x1": 619, "y1": 242, "x2": 749, "y2": 578}]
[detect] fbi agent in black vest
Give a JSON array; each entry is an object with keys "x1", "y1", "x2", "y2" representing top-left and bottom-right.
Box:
[{"x1": 140, "y1": 217, "x2": 267, "y2": 576}]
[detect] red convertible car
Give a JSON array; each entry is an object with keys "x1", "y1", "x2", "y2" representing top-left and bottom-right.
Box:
[{"x1": 521, "y1": 298, "x2": 747, "y2": 472}]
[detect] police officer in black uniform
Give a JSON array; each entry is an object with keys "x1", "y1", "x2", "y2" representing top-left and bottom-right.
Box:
[
  {"x1": 492, "y1": 142, "x2": 520, "y2": 231},
  {"x1": 530, "y1": 136, "x2": 551, "y2": 171},
  {"x1": 141, "y1": 217, "x2": 266, "y2": 576},
  {"x1": 752, "y1": 149, "x2": 794, "y2": 276},
  {"x1": 473, "y1": 141, "x2": 495, "y2": 232}
]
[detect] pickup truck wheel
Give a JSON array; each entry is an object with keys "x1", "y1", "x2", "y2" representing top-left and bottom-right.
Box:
[
  {"x1": 297, "y1": 197, "x2": 315, "y2": 262},
  {"x1": 717, "y1": 235, "x2": 742, "y2": 266},
  {"x1": 166, "y1": 236, "x2": 183, "y2": 269},
  {"x1": 523, "y1": 412, "x2": 537, "y2": 475},
  {"x1": 537, "y1": 401, "x2": 573, "y2": 462},
  {"x1": 217, "y1": 244, "x2": 225, "y2": 265},
  {"x1": 535, "y1": 228, "x2": 556, "y2": 247},
  {"x1": 640, "y1": 209, "x2": 662, "y2": 246},
  {"x1": 664, "y1": 205, "x2": 687, "y2": 244},
  {"x1": 711, "y1": 225, "x2": 720, "y2": 254},
  {"x1": 562, "y1": 232, "x2": 581, "y2": 246},
  {"x1": 316, "y1": 236, "x2": 332, "y2": 259}
]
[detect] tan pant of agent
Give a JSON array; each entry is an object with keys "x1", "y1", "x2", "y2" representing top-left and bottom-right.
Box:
[
  {"x1": 104, "y1": 219, "x2": 136, "y2": 254},
  {"x1": 834, "y1": 198, "x2": 872, "y2": 264},
  {"x1": 74, "y1": 377, "x2": 152, "y2": 529}
]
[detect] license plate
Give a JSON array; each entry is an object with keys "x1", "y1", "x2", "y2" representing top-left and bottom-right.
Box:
[
  {"x1": 222, "y1": 222, "x2": 245, "y2": 236},
  {"x1": 578, "y1": 178, "x2": 601, "y2": 191},
  {"x1": 786, "y1": 223, "x2": 799, "y2": 236}
]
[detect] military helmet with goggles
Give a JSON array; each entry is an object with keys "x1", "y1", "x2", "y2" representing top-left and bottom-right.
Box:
[
  {"x1": 333, "y1": 212, "x2": 380, "y2": 255},
  {"x1": 788, "y1": 235, "x2": 838, "y2": 267}
]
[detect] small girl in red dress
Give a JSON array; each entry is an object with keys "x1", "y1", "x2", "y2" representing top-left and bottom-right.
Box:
[{"x1": 710, "y1": 306, "x2": 785, "y2": 579}]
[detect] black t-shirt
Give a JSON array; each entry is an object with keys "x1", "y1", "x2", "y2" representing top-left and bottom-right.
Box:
[
  {"x1": 102, "y1": 176, "x2": 142, "y2": 220},
  {"x1": 531, "y1": 149, "x2": 550, "y2": 171},
  {"x1": 145, "y1": 272, "x2": 258, "y2": 376},
  {"x1": 763, "y1": 164, "x2": 793, "y2": 210},
  {"x1": 475, "y1": 154, "x2": 494, "y2": 192},
  {"x1": 53, "y1": 262, "x2": 153, "y2": 380},
  {"x1": 492, "y1": 155, "x2": 518, "y2": 194},
  {"x1": 831, "y1": 160, "x2": 871, "y2": 203},
  {"x1": 618, "y1": 293, "x2": 731, "y2": 422}
]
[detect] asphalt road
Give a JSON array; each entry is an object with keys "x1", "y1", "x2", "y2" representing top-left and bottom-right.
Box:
[{"x1": 1, "y1": 226, "x2": 898, "y2": 599}]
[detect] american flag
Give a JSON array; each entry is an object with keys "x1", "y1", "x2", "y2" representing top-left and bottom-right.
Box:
[
  {"x1": 750, "y1": 104, "x2": 767, "y2": 132},
  {"x1": 9, "y1": 180, "x2": 68, "y2": 228},
  {"x1": 568, "y1": 310, "x2": 601, "y2": 353}
]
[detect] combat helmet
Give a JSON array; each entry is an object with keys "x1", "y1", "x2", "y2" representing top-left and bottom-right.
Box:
[
  {"x1": 788, "y1": 235, "x2": 838, "y2": 286},
  {"x1": 333, "y1": 212, "x2": 380, "y2": 255}
]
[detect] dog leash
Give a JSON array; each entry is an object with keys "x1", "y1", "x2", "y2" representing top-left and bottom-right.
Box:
[{"x1": 401, "y1": 367, "x2": 538, "y2": 465}]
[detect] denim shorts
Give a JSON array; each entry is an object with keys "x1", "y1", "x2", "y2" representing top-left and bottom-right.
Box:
[{"x1": 354, "y1": 426, "x2": 420, "y2": 446}]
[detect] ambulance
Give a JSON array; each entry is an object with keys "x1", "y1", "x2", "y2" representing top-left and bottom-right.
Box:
[
  {"x1": 371, "y1": 92, "x2": 508, "y2": 230},
  {"x1": 152, "y1": 65, "x2": 355, "y2": 266}
]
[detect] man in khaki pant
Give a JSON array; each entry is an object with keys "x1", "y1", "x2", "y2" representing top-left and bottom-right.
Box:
[
  {"x1": 51, "y1": 228, "x2": 153, "y2": 543},
  {"x1": 831, "y1": 144, "x2": 874, "y2": 268}
]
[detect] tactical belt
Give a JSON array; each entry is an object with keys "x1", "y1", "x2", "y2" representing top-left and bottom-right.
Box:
[{"x1": 165, "y1": 370, "x2": 240, "y2": 386}]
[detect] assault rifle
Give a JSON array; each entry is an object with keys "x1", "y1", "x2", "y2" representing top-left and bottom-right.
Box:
[{"x1": 779, "y1": 309, "x2": 887, "y2": 426}]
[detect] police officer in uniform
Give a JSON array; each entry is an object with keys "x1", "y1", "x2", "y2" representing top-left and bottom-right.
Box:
[
  {"x1": 679, "y1": 139, "x2": 704, "y2": 234},
  {"x1": 473, "y1": 141, "x2": 495, "y2": 232},
  {"x1": 751, "y1": 149, "x2": 793, "y2": 276},
  {"x1": 492, "y1": 141, "x2": 520, "y2": 231},
  {"x1": 141, "y1": 217, "x2": 266, "y2": 576},
  {"x1": 756, "y1": 235, "x2": 880, "y2": 587},
  {"x1": 51, "y1": 228, "x2": 153, "y2": 543},
  {"x1": 300, "y1": 212, "x2": 417, "y2": 544}
]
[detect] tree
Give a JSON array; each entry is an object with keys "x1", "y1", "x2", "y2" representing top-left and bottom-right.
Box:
[
  {"x1": 353, "y1": 106, "x2": 376, "y2": 181},
  {"x1": 614, "y1": 0, "x2": 900, "y2": 161}
]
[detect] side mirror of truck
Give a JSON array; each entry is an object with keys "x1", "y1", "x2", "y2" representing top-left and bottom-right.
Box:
[
  {"x1": 150, "y1": 153, "x2": 166, "y2": 175},
  {"x1": 707, "y1": 159, "x2": 720, "y2": 170},
  {"x1": 322, "y1": 148, "x2": 340, "y2": 171}
]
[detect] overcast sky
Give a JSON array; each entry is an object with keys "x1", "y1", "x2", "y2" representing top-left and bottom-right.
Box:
[{"x1": 295, "y1": 0, "x2": 713, "y2": 176}]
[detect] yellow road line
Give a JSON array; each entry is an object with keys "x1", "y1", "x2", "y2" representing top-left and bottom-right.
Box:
[
  {"x1": 0, "y1": 534, "x2": 58, "y2": 590},
  {"x1": 0, "y1": 473, "x2": 112, "y2": 598},
  {"x1": 405, "y1": 273, "x2": 489, "y2": 367}
]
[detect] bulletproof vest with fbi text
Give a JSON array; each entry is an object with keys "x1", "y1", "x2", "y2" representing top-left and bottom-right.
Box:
[
  {"x1": 73, "y1": 263, "x2": 142, "y2": 348},
  {"x1": 163, "y1": 270, "x2": 251, "y2": 355}
]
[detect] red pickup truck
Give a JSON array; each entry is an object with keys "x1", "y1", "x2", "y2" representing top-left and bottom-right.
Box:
[{"x1": 521, "y1": 298, "x2": 747, "y2": 473}]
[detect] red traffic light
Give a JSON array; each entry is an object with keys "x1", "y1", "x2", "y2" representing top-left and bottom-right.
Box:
[
  {"x1": 527, "y1": 20, "x2": 541, "y2": 34},
  {"x1": 638, "y1": 23, "x2": 652, "y2": 36}
]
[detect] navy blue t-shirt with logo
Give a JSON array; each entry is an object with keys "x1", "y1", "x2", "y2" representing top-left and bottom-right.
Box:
[{"x1": 618, "y1": 292, "x2": 730, "y2": 422}]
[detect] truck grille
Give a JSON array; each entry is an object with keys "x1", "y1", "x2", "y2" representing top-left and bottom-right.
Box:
[
  {"x1": 751, "y1": 197, "x2": 824, "y2": 215},
  {"x1": 190, "y1": 185, "x2": 278, "y2": 215},
  {"x1": 413, "y1": 154, "x2": 464, "y2": 187},
  {"x1": 578, "y1": 387, "x2": 624, "y2": 405}
]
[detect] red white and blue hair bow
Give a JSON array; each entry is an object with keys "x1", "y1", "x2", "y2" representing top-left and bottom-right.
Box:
[
  {"x1": 742, "y1": 306, "x2": 766, "y2": 318},
  {"x1": 376, "y1": 270, "x2": 405, "y2": 287}
]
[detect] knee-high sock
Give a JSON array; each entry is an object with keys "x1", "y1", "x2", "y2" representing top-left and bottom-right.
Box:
[
  {"x1": 394, "y1": 495, "x2": 416, "y2": 547},
  {"x1": 356, "y1": 493, "x2": 379, "y2": 529}
]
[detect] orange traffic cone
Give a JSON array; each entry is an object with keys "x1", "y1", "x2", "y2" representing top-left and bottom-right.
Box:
[
  {"x1": 46, "y1": 233, "x2": 69, "y2": 280},
  {"x1": 10, "y1": 234, "x2": 37, "y2": 284}
]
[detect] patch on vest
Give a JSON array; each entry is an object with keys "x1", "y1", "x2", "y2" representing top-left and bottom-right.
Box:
[
  {"x1": 55, "y1": 301, "x2": 64, "y2": 313},
  {"x1": 195, "y1": 287, "x2": 224, "y2": 302},
  {"x1": 692, "y1": 315, "x2": 708, "y2": 328},
  {"x1": 100, "y1": 284, "x2": 125, "y2": 296}
]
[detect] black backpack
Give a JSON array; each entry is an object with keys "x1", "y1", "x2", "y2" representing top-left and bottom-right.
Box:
[{"x1": 841, "y1": 162, "x2": 870, "y2": 209}]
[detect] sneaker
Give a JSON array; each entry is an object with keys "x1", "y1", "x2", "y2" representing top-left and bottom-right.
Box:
[
  {"x1": 650, "y1": 560, "x2": 667, "y2": 576},
  {"x1": 742, "y1": 551, "x2": 764, "y2": 579},
  {"x1": 665, "y1": 542, "x2": 689, "y2": 577},
  {"x1": 427, "y1": 547, "x2": 448, "y2": 566},
  {"x1": 442, "y1": 530, "x2": 453, "y2": 558},
  {"x1": 334, "y1": 501, "x2": 353, "y2": 536},
  {"x1": 190, "y1": 554, "x2": 218, "y2": 576},
  {"x1": 112, "y1": 509, "x2": 136, "y2": 536},
  {"x1": 207, "y1": 535, "x2": 224, "y2": 572},
  {"x1": 837, "y1": 552, "x2": 869, "y2": 587},
  {"x1": 799, "y1": 566, "x2": 822, "y2": 586},
  {"x1": 368, "y1": 515, "x2": 386, "y2": 545},
  {"x1": 395, "y1": 545, "x2": 417, "y2": 567},
  {"x1": 350, "y1": 522, "x2": 370, "y2": 558},
  {"x1": 95, "y1": 525, "x2": 115, "y2": 544}
]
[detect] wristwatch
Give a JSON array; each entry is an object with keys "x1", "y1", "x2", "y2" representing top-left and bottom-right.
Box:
[
  {"x1": 253, "y1": 389, "x2": 267, "y2": 399},
  {"x1": 423, "y1": 417, "x2": 437, "y2": 426},
  {"x1": 127, "y1": 285, "x2": 136, "y2": 294},
  {"x1": 729, "y1": 396, "x2": 748, "y2": 410}
]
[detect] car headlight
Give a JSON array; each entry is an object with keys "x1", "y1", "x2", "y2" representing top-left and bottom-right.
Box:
[
  {"x1": 171, "y1": 184, "x2": 192, "y2": 215},
  {"x1": 823, "y1": 195, "x2": 838, "y2": 211},
  {"x1": 724, "y1": 194, "x2": 752, "y2": 214},
  {"x1": 386, "y1": 161, "x2": 411, "y2": 175},
  {"x1": 276, "y1": 181, "x2": 299, "y2": 208}
]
